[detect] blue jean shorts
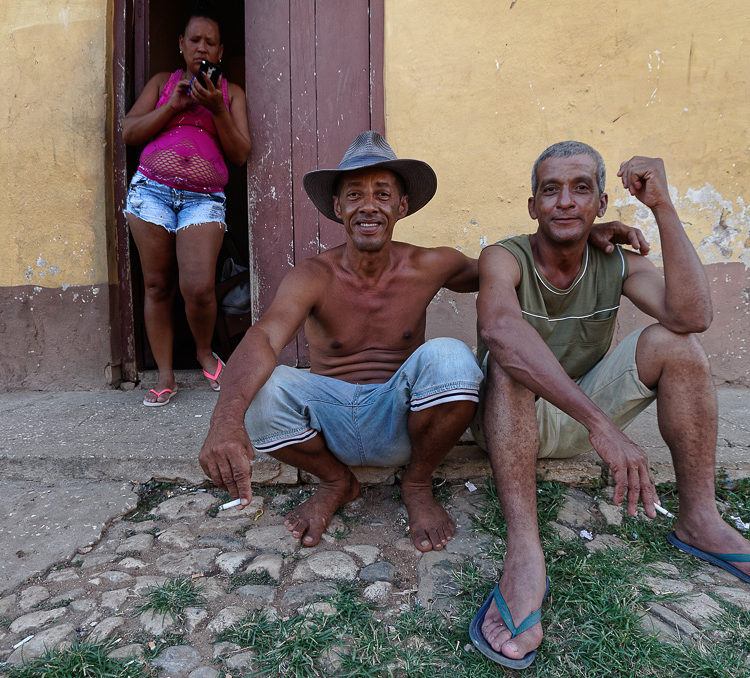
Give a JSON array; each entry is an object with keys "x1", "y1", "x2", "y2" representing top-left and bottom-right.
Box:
[
  {"x1": 245, "y1": 338, "x2": 483, "y2": 467},
  {"x1": 124, "y1": 171, "x2": 226, "y2": 232}
]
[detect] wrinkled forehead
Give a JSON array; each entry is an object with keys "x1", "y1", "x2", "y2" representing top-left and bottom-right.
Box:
[
  {"x1": 336, "y1": 167, "x2": 403, "y2": 194},
  {"x1": 535, "y1": 154, "x2": 599, "y2": 186}
]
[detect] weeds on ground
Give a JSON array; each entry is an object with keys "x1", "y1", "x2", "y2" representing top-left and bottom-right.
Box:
[
  {"x1": 123, "y1": 480, "x2": 179, "y2": 522},
  {"x1": 0, "y1": 639, "x2": 152, "y2": 678},
  {"x1": 227, "y1": 570, "x2": 277, "y2": 591},
  {"x1": 137, "y1": 577, "x2": 205, "y2": 622}
]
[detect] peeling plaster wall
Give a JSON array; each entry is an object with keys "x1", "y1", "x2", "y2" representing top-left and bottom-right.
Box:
[
  {"x1": 386, "y1": 0, "x2": 749, "y2": 384},
  {"x1": 0, "y1": 2, "x2": 114, "y2": 390}
]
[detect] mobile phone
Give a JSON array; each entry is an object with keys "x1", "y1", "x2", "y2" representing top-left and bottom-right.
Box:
[{"x1": 195, "y1": 60, "x2": 221, "y2": 88}]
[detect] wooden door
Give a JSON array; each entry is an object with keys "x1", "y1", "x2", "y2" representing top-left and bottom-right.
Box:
[{"x1": 245, "y1": 0, "x2": 385, "y2": 366}]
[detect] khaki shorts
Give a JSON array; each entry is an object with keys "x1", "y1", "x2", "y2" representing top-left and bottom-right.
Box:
[{"x1": 473, "y1": 328, "x2": 657, "y2": 459}]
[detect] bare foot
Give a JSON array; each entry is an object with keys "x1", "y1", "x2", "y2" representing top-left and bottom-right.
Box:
[
  {"x1": 284, "y1": 473, "x2": 360, "y2": 546},
  {"x1": 400, "y1": 478, "x2": 455, "y2": 552},
  {"x1": 481, "y1": 562, "x2": 546, "y2": 660},
  {"x1": 674, "y1": 514, "x2": 750, "y2": 576}
]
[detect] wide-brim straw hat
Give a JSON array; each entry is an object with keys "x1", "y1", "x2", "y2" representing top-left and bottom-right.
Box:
[{"x1": 303, "y1": 131, "x2": 437, "y2": 223}]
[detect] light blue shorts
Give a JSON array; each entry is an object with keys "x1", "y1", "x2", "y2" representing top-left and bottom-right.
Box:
[
  {"x1": 124, "y1": 171, "x2": 226, "y2": 232},
  {"x1": 472, "y1": 327, "x2": 657, "y2": 458},
  {"x1": 246, "y1": 338, "x2": 483, "y2": 467}
]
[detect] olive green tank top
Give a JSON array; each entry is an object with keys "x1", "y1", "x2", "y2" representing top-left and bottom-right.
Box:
[{"x1": 478, "y1": 235, "x2": 628, "y2": 380}]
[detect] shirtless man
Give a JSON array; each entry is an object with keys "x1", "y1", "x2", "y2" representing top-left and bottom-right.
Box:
[
  {"x1": 471, "y1": 141, "x2": 750, "y2": 669},
  {"x1": 200, "y1": 131, "x2": 483, "y2": 552},
  {"x1": 199, "y1": 131, "x2": 643, "y2": 552}
]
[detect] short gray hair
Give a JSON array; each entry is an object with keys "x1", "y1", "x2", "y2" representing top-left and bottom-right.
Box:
[{"x1": 531, "y1": 141, "x2": 605, "y2": 195}]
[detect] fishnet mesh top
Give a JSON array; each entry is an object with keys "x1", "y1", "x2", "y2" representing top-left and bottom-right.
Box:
[{"x1": 138, "y1": 70, "x2": 230, "y2": 193}]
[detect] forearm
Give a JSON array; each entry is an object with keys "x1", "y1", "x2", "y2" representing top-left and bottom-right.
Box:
[
  {"x1": 214, "y1": 107, "x2": 251, "y2": 165},
  {"x1": 209, "y1": 329, "x2": 277, "y2": 428},
  {"x1": 122, "y1": 104, "x2": 175, "y2": 146},
  {"x1": 653, "y1": 202, "x2": 712, "y2": 330},
  {"x1": 482, "y1": 318, "x2": 611, "y2": 432}
]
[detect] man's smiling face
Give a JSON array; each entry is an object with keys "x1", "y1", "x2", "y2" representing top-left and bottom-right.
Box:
[
  {"x1": 333, "y1": 168, "x2": 408, "y2": 252},
  {"x1": 528, "y1": 154, "x2": 608, "y2": 245}
]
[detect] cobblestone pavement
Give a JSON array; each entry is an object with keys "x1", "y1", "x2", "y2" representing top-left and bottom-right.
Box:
[{"x1": 2, "y1": 478, "x2": 748, "y2": 676}]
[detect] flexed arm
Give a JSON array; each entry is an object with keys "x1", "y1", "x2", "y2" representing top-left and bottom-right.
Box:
[
  {"x1": 619, "y1": 156, "x2": 712, "y2": 332},
  {"x1": 122, "y1": 73, "x2": 191, "y2": 145}
]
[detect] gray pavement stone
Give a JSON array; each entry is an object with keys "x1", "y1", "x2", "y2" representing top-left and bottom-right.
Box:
[
  {"x1": 360, "y1": 561, "x2": 395, "y2": 583},
  {"x1": 0, "y1": 480, "x2": 137, "y2": 596},
  {"x1": 9, "y1": 607, "x2": 68, "y2": 634},
  {"x1": 19, "y1": 585, "x2": 49, "y2": 610},
  {"x1": 87, "y1": 615, "x2": 126, "y2": 642},
  {"x1": 207, "y1": 606, "x2": 248, "y2": 634},
  {"x1": 152, "y1": 644, "x2": 202, "y2": 676}
]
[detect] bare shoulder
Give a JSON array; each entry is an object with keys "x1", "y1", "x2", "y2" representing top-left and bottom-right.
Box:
[
  {"x1": 401, "y1": 242, "x2": 470, "y2": 271},
  {"x1": 478, "y1": 244, "x2": 521, "y2": 285},
  {"x1": 226, "y1": 80, "x2": 246, "y2": 102}
]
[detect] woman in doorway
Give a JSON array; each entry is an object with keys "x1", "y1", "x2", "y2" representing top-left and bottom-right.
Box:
[{"x1": 122, "y1": 1, "x2": 250, "y2": 406}]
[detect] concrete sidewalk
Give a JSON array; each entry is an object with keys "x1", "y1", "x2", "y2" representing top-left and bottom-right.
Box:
[{"x1": 1, "y1": 380, "x2": 749, "y2": 596}]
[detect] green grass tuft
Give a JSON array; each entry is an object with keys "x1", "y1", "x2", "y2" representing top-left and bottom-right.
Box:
[
  {"x1": 1, "y1": 639, "x2": 150, "y2": 677},
  {"x1": 137, "y1": 577, "x2": 205, "y2": 621}
]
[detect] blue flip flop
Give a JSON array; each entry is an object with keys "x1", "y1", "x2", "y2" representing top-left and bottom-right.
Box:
[
  {"x1": 469, "y1": 577, "x2": 550, "y2": 670},
  {"x1": 667, "y1": 531, "x2": 750, "y2": 584}
]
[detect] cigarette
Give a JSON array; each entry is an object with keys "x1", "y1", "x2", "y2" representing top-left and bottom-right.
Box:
[
  {"x1": 219, "y1": 498, "x2": 243, "y2": 511},
  {"x1": 13, "y1": 635, "x2": 34, "y2": 649},
  {"x1": 653, "y1": 503, "x2": 675, "y2": 519}
]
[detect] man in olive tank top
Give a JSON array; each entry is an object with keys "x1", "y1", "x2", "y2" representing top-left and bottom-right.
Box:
[{"x1": 469, "y1": 141, "x2": 750, "y2": 669}]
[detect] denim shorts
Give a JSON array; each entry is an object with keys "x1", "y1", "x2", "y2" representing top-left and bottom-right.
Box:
[
  {"x1": 124, "y1": 171, "x2": 226, "y2": 232},
  {"x1": 245, "y1": 338, "x2": 483, "y2": 467},
  {"x1": 472, "y1": 327, "x2": 657, "y2": 458}
]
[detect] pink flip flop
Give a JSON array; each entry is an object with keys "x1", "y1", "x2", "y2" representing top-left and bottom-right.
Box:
[
  {"x1": 202, "y1": 352, "x2": 225, "y2": 391},
  {"x1": 143, "y1": 387, "x2": 178, "y2": 407}
]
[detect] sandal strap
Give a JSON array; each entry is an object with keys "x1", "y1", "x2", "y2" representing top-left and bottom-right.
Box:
[
  {"x1": 491, "y1": 578, "x2": 549, "y2": 638},
  {"x1": 202, "y1": 359, "x2": 223, "y2": 382}
]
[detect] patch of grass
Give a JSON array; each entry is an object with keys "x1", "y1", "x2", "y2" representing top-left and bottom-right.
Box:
[
  {"x1": 461, "y1": 478, "x2": 750, "y2": 677},
  {"x1": 227, "y1": 570, "x2": 277, "y2": 591},
  {"x1": 137, "y1": 577, "x2": 205, "y2": 622},
  {"x1": 123, "y1": 480, "x2": 181, "y2": 522},
  {"x1": 0, "y1": 615, "x2": 11, "y2": 629},
  {"x1": 1, "y1": 639, "x2": 151, "y2": 677}
]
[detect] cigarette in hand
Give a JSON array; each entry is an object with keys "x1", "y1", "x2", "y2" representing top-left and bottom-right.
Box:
[{"x1": 653, "y1": 503, "x2": 675, "y2": 519}]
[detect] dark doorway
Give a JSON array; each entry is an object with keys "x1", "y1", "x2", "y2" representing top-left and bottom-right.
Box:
[
  {"x1": 125, "y1": 0, "x2": 248, "y2": 372},
  {"x1": 113, "y1": 0, "x2": 384, "y2": 378}
]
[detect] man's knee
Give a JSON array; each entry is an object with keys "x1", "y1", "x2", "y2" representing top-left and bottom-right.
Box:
[
  {"x1": 636, "y1": 324, "x2": 710, "y2": 385},
  {"x1": 413, "y1": 337, "x2": 482, "y2": 382},
  {"x1": 244, "y1": 366, "x2": 304, "y2": 432}
]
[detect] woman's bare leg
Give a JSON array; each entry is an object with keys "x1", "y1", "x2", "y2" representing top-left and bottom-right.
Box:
[{"x1": 127, "y1": 214, "x2": 178, "y2": 403}]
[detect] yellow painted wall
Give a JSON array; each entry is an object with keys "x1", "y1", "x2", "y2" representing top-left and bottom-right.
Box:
[
  {"x1": 0, "y1": 1, "x2": 109, "y2": 288},
  {"x1": 384, "y1": 0, "x2": 750, "y2": 266}
]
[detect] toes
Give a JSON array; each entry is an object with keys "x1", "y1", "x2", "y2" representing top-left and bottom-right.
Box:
[{"x1": 411, "y1": 529, "x2": 433, "y2": 552}]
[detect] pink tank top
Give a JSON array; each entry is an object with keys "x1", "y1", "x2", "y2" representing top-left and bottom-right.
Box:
[{"x1": 138, "y1": 70, "x2": 231, "y2": 193}]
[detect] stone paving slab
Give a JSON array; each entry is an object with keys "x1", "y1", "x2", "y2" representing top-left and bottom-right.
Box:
[{"x1": 0, "y1": 480, "x2": 137, "y2": 596}]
